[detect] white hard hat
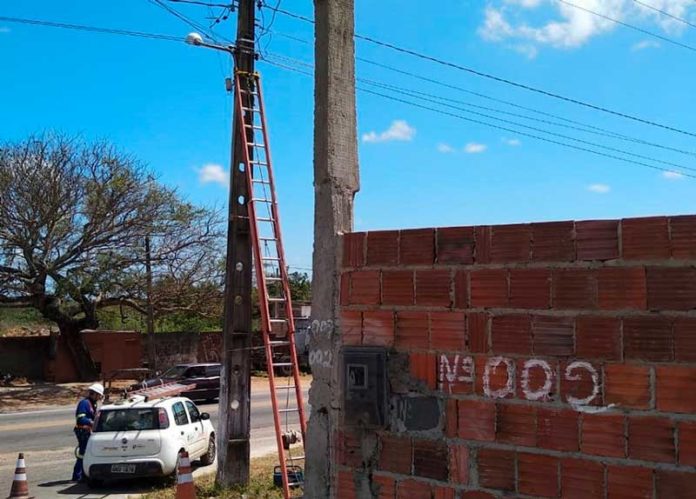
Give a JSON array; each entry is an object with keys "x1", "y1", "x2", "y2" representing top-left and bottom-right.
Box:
[{"x1": 88, "y1": 383, "x2": 105, "y2": 397}]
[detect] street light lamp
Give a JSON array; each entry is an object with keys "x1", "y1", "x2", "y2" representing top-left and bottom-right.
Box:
[{"x1": 184, "y1": 32, "x2": 235, "y2": 54}]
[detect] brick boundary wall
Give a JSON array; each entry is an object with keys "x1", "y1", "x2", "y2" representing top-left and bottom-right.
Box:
[{"x1": 334, "y1": 216, "x2": 696, "y2": 498}]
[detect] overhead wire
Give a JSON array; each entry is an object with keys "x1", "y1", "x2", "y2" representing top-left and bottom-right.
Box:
[
  {"x1": 266, "y1": 37, "x2": 696, "y2": 159},
  {"x1": 165, "y1": 0, "x2": 234, "y2": 7},
  {"x1": 261, "y1": 56, "x2": 696, "y2": 180},
  {"x1": 262, "y1": 4, "x2": 696, "y2": 139},
  {"x1": 0, "y1": 15, "x2": 184, "y2": 42},
  {"x1": 149, "y1": 0, "x2": 230, "y2": 43},
  {"x1": 632, "y1": 0, "x2": 696, "y2": 30}
]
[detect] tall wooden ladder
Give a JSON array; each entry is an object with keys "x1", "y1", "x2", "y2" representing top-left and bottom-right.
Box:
[{"x1": 233, "y1": 70, "x2": 307, "y2": 498}]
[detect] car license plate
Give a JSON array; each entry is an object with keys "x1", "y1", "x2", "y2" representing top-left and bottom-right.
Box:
[{"x1": 111, "y1": 464, "x2": 136, "y2": 474}]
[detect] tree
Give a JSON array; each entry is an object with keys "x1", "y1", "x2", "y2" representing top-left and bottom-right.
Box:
[{"x1": 0, "y1": 134, "x2": 222, "y2": 379}]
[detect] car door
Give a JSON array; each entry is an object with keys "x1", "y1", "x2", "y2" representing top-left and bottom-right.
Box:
[
  {"x1": 185, "y1": 400, "x2": 207, "y2": 456},
  {"x1": 171, "y1": 401, "x2": 196, "y2": 452},
  {"x1": 184, "y1": 366, "x2": 207, "y2": 399}
]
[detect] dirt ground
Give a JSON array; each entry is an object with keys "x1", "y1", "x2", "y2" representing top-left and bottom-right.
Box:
[{"x1": 0, "y1": 375, "x2": 313, "y2": 412}]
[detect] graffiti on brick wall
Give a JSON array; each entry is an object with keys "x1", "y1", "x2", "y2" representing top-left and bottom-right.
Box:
[{"x1": 439, "y1": 354, "x2": 614, "y2": 413}]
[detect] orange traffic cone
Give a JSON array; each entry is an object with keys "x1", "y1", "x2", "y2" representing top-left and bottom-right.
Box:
[
  {"x1": 6, "y1": 453, "x2": 34, "y2": 499},
  {"x1": 175, "y1": 450, "x2": 195, "y2": 499}
]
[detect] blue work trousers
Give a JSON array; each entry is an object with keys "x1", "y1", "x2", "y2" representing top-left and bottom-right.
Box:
[{"x1": 72, "y1": 428, "x2": 90, "y2": 481}]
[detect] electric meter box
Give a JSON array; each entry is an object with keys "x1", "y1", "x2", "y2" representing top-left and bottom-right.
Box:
[{"x1": 342, "y1": 346, "x2": 388, "y2": 428}]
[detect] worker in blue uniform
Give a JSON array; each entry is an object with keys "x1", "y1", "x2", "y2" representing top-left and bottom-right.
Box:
[{"x1": 72, "y1": 383, "x2": 104, "y2": 482}]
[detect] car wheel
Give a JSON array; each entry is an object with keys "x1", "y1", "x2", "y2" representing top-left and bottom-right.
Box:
[{"x1": 200, "y1": 435, "x2": 216, "y2": 465}]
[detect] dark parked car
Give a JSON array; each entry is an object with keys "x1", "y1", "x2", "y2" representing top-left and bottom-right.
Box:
[{"x1": 134, "y1": 363, "x2": 221, "y2": 402}]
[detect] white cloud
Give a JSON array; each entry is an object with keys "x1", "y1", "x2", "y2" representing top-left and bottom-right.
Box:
[
  {"x1": 464, "y1": 143, "x2": 488, "y2": 154},
  {"x1": 587, "y1": 183, "x2": 611, "y2": 194},
  {"x1": 362, "y1": 120, "x2": 416, "y2": 143},
  {"x1": 437, "y1": 143, "x2": 456, "y2": 153},
  {"x1": 503, "y1": 137, "x2": 522, "y2": 146},
  {"x1": 197, "y1": 163, "x2": 229, "y2": 187},
  {"x1": 663, "y1": 170, "x2": 684, "y2": 180},
  {"x1": 632, "y1": 39, "x2": 661, "y2": 51},
  {"x1": 479, "y1": 1, "x2": 696, "y2": 55}
]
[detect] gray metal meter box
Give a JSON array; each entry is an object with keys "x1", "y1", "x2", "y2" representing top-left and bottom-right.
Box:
[{"x1": 342, "y1": 347, "x2": 387, "y2": 428}]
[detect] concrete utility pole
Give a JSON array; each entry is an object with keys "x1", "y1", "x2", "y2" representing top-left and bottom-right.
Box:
[
  {"x1": 217, "y1": 0, "x2": 255, "y2": 487},
  {"x1": 306, "y1": 0, "x2": 360, "y2": 496}
]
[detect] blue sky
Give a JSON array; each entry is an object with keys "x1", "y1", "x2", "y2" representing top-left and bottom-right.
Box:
[{"x1": 1, "y1": 1, "x2": 696, "y2": 271}]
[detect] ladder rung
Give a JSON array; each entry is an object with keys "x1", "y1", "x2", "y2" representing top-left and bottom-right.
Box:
[
  {"x1": 251, "y1": 198, "x2": 272, "y2": 203},
  {"x1": 260, "y1": 237, "x2": 277, "y2": 241},
  {"x1": 250, "y1": 160, "x2": 268, "y2": 165},
  {"x1": 279, "y1": 407, "x2": 299, "y2": 413},
  {"x1": 248, "y1": 142, "x2": 265, "y2": 147},
  {"x1": 274, "y1": 363, "x2": 293, "y2": 367},
  {"x1": 269, "y1": 341, "x2": 290, "y2": 346},
  {"x1": 265, "y1": 277, "x2": 282, "y2": 281},
  {"x1": 262, "y1": 256, "x2": 281, "y2": 261},
  {"x1": 240, "y1": 90, "x2": 259, "y2": 96},
  {"x1": 242, "y1": 107, "x2": 261, "y2": 113},
  {"x1": 257, "y1": 217, "x2": 275, "y2": 222},
  {"x1": 244, "y1": 124, "x2": 263, "y2": 130},
  {"x1": 252, "y1": 178, "x2": 270, "y2": 184},
  {"x1": 287, "y1": 455, "x2": 305, "y2": 460},
  {"x1": 270, "y1": 319, "x2": 287, "y2": 323},
  {"x1": 275, "y1": 385, "x2": 296, "y2": 390},
  {"x1": 268, "y1": 297, "x2": 286, "y2": 302}
]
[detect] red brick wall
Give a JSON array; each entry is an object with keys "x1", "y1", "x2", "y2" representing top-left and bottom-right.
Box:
[{"x1": 337, "y1": 216, "x2": 696, "y2": 498}]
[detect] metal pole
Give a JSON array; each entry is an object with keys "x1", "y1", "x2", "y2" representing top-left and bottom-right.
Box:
[{"x1": 217, "y1": 0, "x2": 256, "y2": 487}]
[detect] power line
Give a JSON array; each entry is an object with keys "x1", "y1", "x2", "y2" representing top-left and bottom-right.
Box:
[
  {"x1": 165, "y1": 0, "x2": 235, "y2": 7},
  {"x1": 267, "y1": 44, "x2": 696, "y2": 159},
  {"x1": 558, "y1": 0, "x2": 696, "y2": 53},
  {"x1": 149, "y1": 0, "x2": 230, "y2": 43},
  {"x1": 0, "y1": 15, "x2": 184, "y2": 42},
  {"x1": 262, "y1": 57, "x2": 696, "y2": 180},
  {"x1": 632, "y1": 0, "x2": 696, "y2": 31},
  {"x1": 263, "y1": 4, "x2": 696, "y2": 139}
]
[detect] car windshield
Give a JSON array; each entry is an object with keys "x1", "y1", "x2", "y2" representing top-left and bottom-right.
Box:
[
  {"x1": 94, "y1": 409, "x2": 161, "y2": 432},
  {"x1": 160, "y1": 365, "x2": 188, "y2": 378}
]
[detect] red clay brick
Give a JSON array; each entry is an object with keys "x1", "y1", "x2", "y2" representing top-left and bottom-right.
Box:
[
  {"x1": 395, "y1": 311, "x2": 429, "y2": 351},
  {"x1": 576, "y1": 316, "x2": 622, "y2": 360},
  {"x1": 679, "y1": 421, "x2": 696, "y2": 466},
  {"x1": 581, "y1": 413, "x2": 626, "y2": 458},
  {"x1": 367, "y1": 230, "x2": 399, "y2": 266},
  {"x1": 490, "y1": 223, "x2": 531, "y2": 263},
  {"x1": 518, "y1": 358, "x2": 557, "y2": 402},
  {"x1": 474, "y1": 226, "x2": 491, "y2": 264},
  {"x1": 622, "y1": 216, "x2": 670, "y2": 260},
  {"x1": 458, "y1": 399, "x2": 495, "y2": 441},
  {"x1": 646, "y1": 266, "x2": 696, "y2": 311},
  {"x1": 379, "y1": 434, "x2": 412, "y2": 474},
  {"x1": 491, "y1": 314, "x2": 532, "y2": 355},
  {"x1": 607, "y1": 465, "x2": 653, "y2": 499},
  {"x1": 338, "y1": 430, "x2": 362, "y2": 467},
  {"x1": 532, "y1": 221, "x2": 575, "y2": 262},
  {"x1": 537, "y1": 408, "x2": 579, "y2": 452},
  {"x1": 576, "y1": 219, "x2": 619, "y2": 261},
  {"x1": 518, "y1": 452, "x2": 559, "y2": 497},
  {"x1": 433, "y1": 487, "x2": 456, "y2": 499},
  {"x1": 413, "y1": 439, "x2": 448, "y2": 481},
  {"x1": 437, "y1": 226, "x2": 475, "y2": 264},
  {"x1": 470, "y1": 269, "x2": 508, "y2": 308},
  {"x1": 349, "y1": 270, "x2": 380, "y2": 305},
  {"x1": 628, "y1": 416, "x2": 675, "y2": 463},
  {"x1": 477, "y1": 448, "x2": 515, "y2": 492},
  {"x1": 561, "y1": 360, "x2": 603, "y2": 408},
  {"x1": 461, "y1": 493, "x2": 496, "y2": 499},
  {"x1": 449, "y1": 444, "x2": 469, "y2": 485},
  {"x1": 454, "y1": 270, "x2": 468, "y2": 309},
  {"x1": 552, "y1": 268, "x2": 597, "y2": 309},
  {"x1": 496, "y1": 403, "x2": 536, "y2": 446},
  {"x1": 604, "y1": 364, "x2": 651, "y2": 409},
  {"x1": 467, "y1": 312, "x2": 489, "y2": 353},
  {"x1": 373, "y1": 474, "x2": 396, "y2": 499},
  {"x1": 598, "y1": 267, "x2": 647, "y2": 310},
  {"x1": 430, "y1": 311, "x2": 466, "y2": 352},
  {"x1": 381, "y1": 270, "x2": 414, "y2": 306},
  {"x1": 445, "y1": 399, "x2": 458, "y2": 438},
  {"x1": 475, "y1": 356, "x2": 515, "y2": 399},
  {"x1": 561, "y1": 458, "x2": 604, "y2": 499},
  {"x1": 623, "y1": 315, "x2": 673, "y2": 361},
  {"x1": 439, "y1": 354, "x2": 474, "y2": 395},
  {"x1": 656, "y1": 366, "x2": 696, "y2": 413},
  {"x1": 396, "y1": 479, "x2": 432, "y2": 499},
  {"x1": 415, "y1": 270, "x2": 451, "y2": 307},
  {"x1": 400, "y1": 228, "x2": 435, "y2": 265},
  {"x1": 509, "y1": 268, "x2": 551, "y2": 309},
  {"x1": 341, "y1": 310, "x2": 362, "y2": 346},
  {"x1": 343, "y1": 232, "x2": 366, "y2": 268},
  {"x1": 362, "y1": 311, "x2": 394, "y2": 347},
  {"x1": 604, "y1": 364, "x2": 650, "y2": 409},
  {"x1": 410, "y1": 352, "x2": 436, "y2": 390},
  {"x1": 670, "y1": 215, "x2": 696, "y2": 259},
  {"x1": 532, "y1": 315, "x2": 574, "y2": 356},
  {"x1": 340, "y1": 272, "x2": 351, "y2": 307},
  {"x1": 336, "y1": 470, "x2": 356, "y2": 499},
  {"x1": 656, "y1": 470, "x2": 696, "y2": 498},
  {"x1": 675, "y1": 317, "x2": 696, "y2": 362}
]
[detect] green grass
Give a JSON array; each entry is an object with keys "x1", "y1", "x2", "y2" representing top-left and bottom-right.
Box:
[{"x1": 0, "y1": 307, "x2": 54, "y2": 336}]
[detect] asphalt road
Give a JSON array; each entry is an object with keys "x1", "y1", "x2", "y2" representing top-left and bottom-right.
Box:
[{"x1": 0, "y1": 384, "x2": 308, "y2": 498}]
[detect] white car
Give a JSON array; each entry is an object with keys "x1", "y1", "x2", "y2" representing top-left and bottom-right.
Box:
[{"x1": 83, "y1": 395, "x2": 215, "y2": 485}]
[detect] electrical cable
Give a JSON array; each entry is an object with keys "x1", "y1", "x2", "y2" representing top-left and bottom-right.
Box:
[
  {"x1": 633, "y1": 0, "x2": 696, "y2": 30},
  {"x1": 263, "y1": 4, "x2": 696, "y2": 139},
  {"x1": 149, "y1": 0, "x2": 231, "y2": 43},
  {"x1": 262, "y1": 57, "x2": 696, "y2": 179},
  {"x1": 0, "y1": 15, "x2": 185, "y2": 42},
  {"x1": 165, "y1": 0, "x2": 234, "y2": 7}
]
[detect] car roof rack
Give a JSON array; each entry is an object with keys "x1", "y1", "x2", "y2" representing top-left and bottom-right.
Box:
[{"x1": 120, "y1": 382, "x2": 197, "y2": 403}]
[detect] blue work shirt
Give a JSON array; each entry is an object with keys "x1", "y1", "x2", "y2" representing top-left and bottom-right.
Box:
[{"x1": 75, "y1": 398, "x2": 96, "y2": 427}]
